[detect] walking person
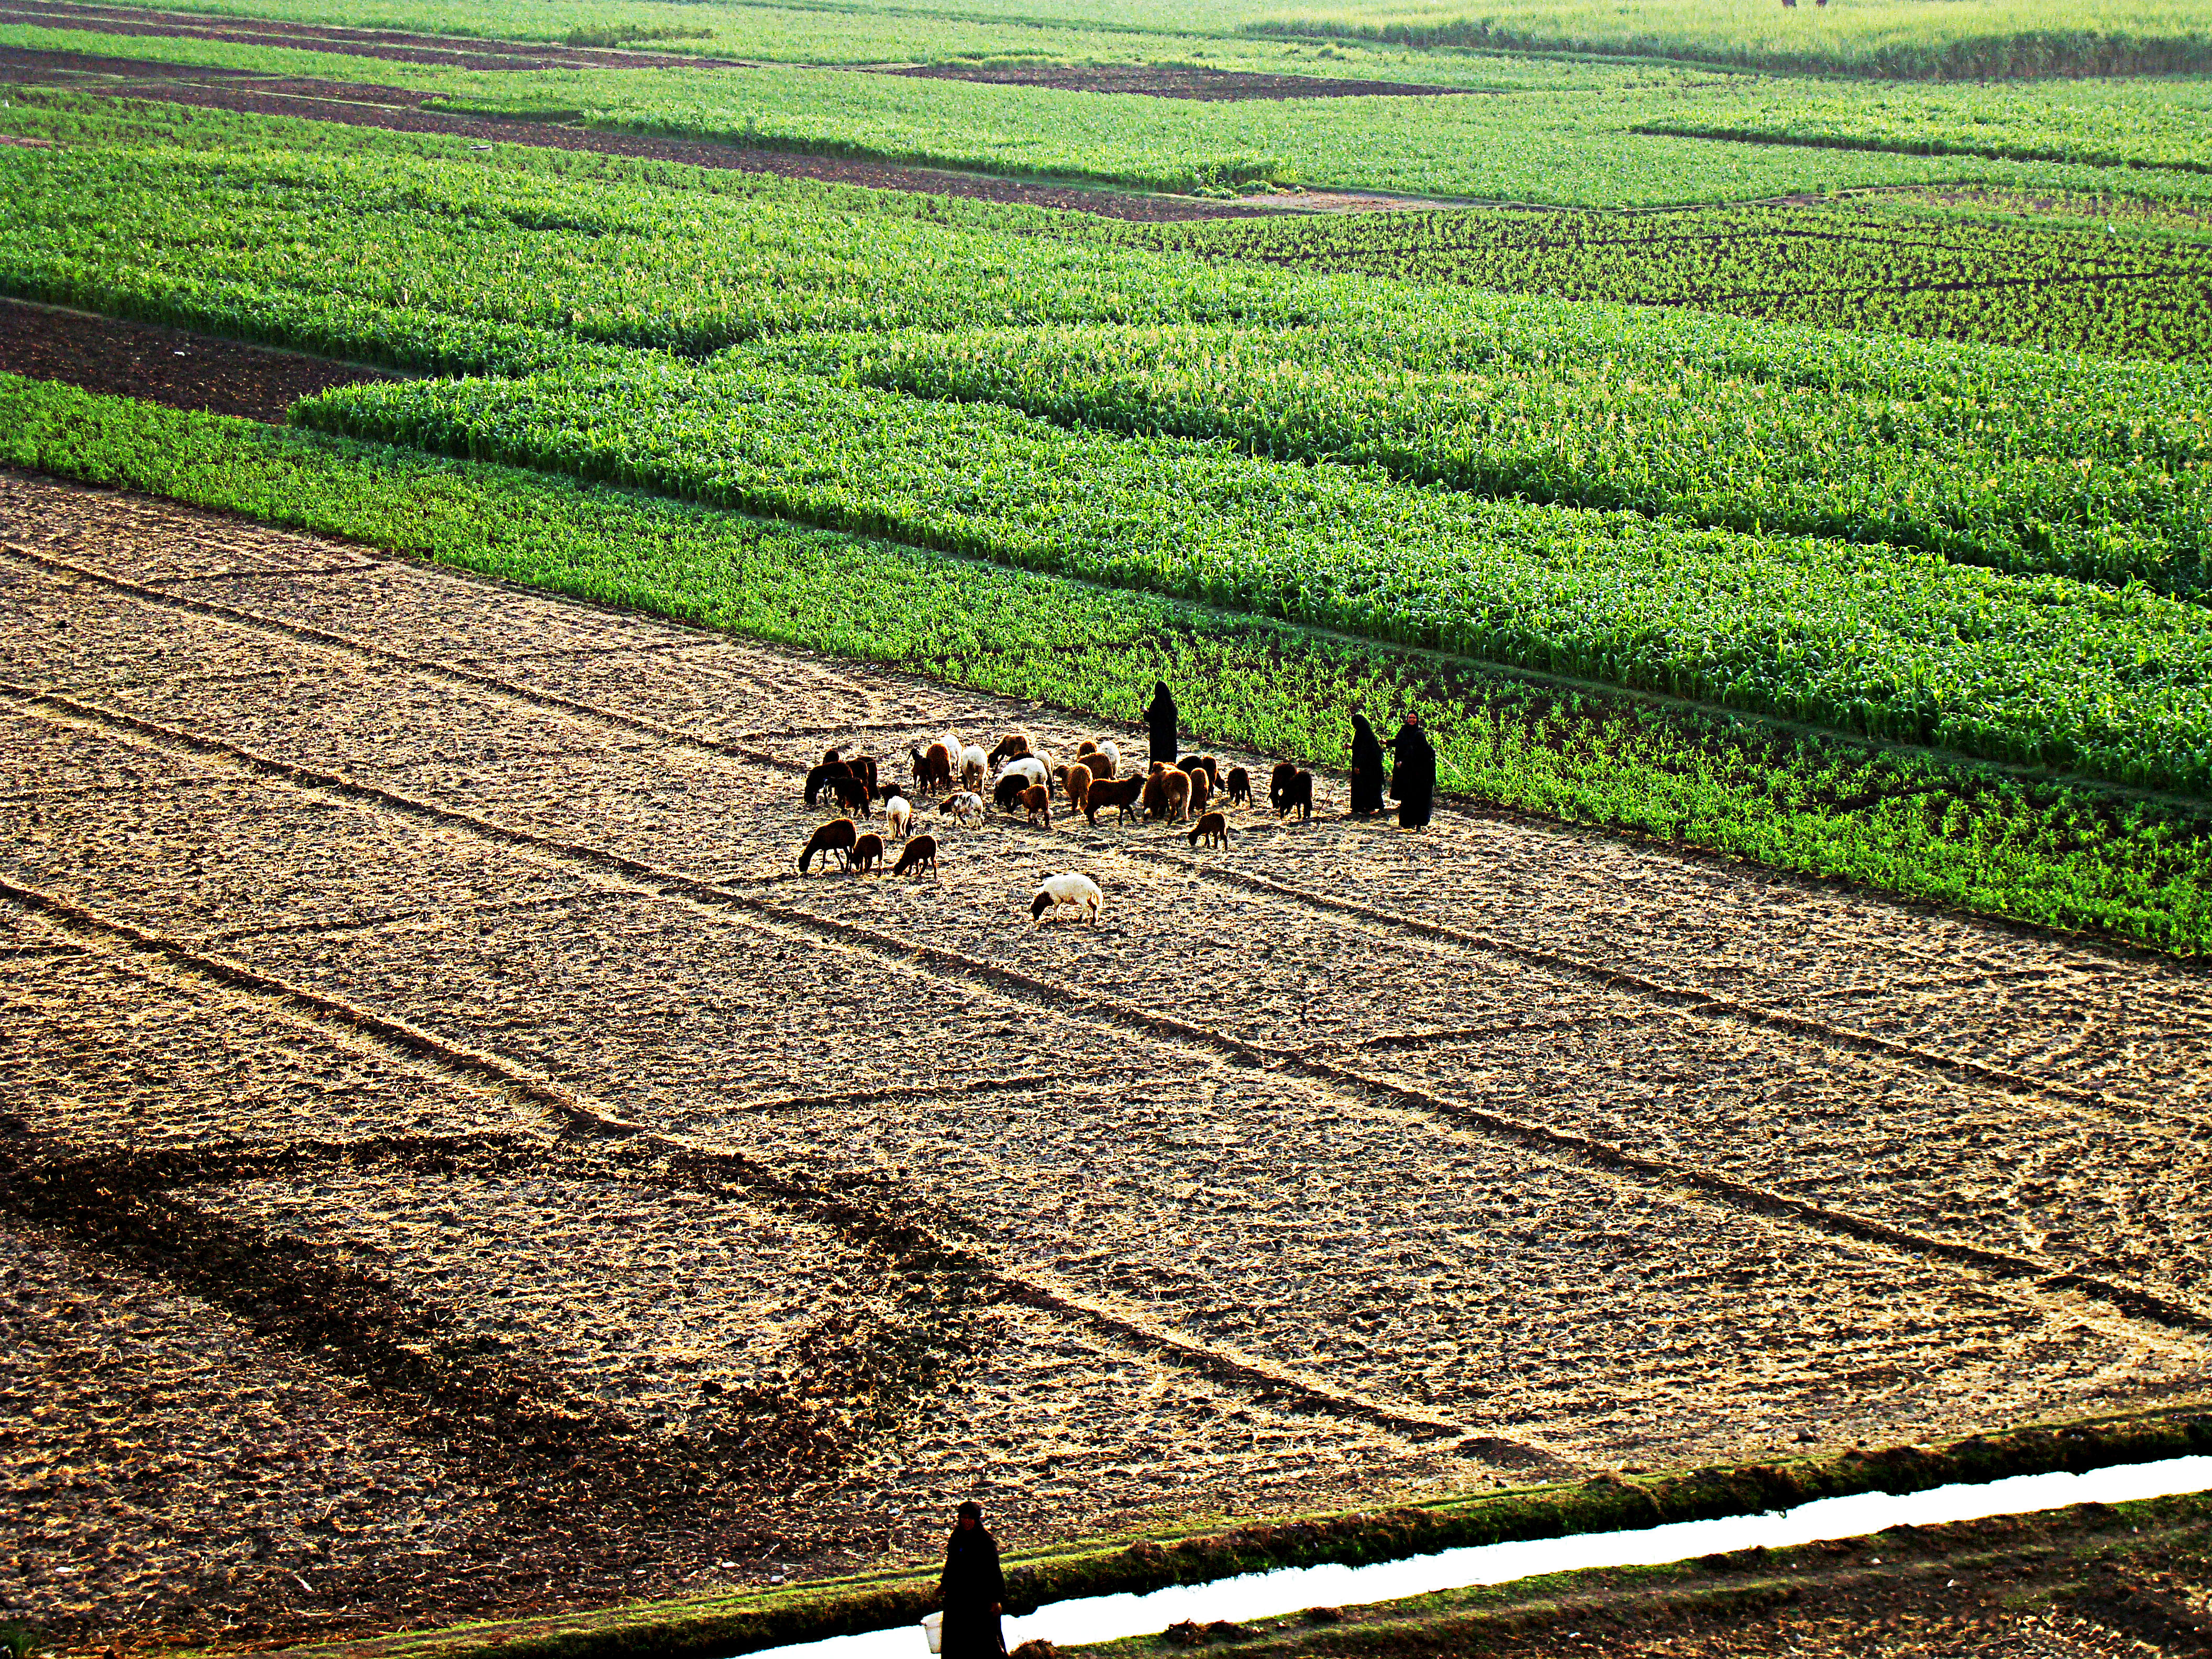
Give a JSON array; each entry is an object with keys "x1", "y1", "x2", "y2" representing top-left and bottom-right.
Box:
[
  {"x1": 1387, "y1": 715, "x2": 1436, "y2": 830},
  {"x1": 1347, "y1": 711, "x2": 1386, "y2": 820},
  {"x1": 937, "y1": 1501, "x2": 1007, "y2": 1659},
  {"x1": 1145, "y1": 681, "x2": 1179, "y2": 768}
]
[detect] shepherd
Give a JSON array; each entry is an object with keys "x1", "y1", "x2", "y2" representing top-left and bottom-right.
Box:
[
  {"x1": 938, "y1": 1501, "x2": 1007, "y2": 1659},
  {"x1": 1388, "y1": 715, "x2": 1436, "y2": 831},
  {"x1": 1145, "y1": 681, "x2": 1179, "y2": 769},
  {"x1": 1348, "y1": 711, "x2": 1386, "y2": 820}
]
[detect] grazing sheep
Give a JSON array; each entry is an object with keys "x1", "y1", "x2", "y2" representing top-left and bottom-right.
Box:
[
  {"x1": 960, "y1": 745, "x2": 987, "y2": 792},
  {"x1": 1016, "y1": 784, "x2": 1053, "y2": 828},
  {"x1": 911, "y1": 743, "x2": 954, "y2": 793},
  {"x1": 1060, "y1": 762, "x2": 1093, "y2": 815},
  {"x1": 1187, "y1": 811, "x2": 1230, "y2": 850},
  {"x1": 825, "y1": 773, "x2": 872, "y2": 817},
  {"x1": 1092, "y1": 740, "x2": 1120, "y2": 778},
  {"x1": 1277, "y1": 769, "x2": 1315, "y2": 822},
  {"x1": 892, "y1": 833, "x2": 938, "y2": 878},
  {"x1": 1031, "y1": 872, "x2": 1103, "y2": 926},
  {"x1": 1178, "y1": 755, "x2": 1221, "y2": 791},
  {"x1": 993, "y1": 771, "x2": 1033, "y2": 812},
  {"x1": 998, "y1": 754, "x2": 1048, "y2": 790},
  {"x1": 986, "y1": 734, "x2": 1032, "y2": 768},
  {"x1": 1267, "y1": 761, "x2": 1297, "y2": 811},
  {"x1": 799, "y1": 819, "x2": 857, "y2": 873},
  {"x1": 1224, "y1": 766, "x2": 1252, "y2": 806},
  {"x1": 1084, "y1": 775, "x2": 1145, "y2": 826},
  {"x1": 850, "y1": 832, "x2": 886, "y2": 874},
  {"x1": 1144, "y1": 767, "x2": 1191, "y2": 823},
  {"x1": 884, "y1": 795, "x2": 913, "y2": 842},
  {"x1": 848, "y1": 755, "x2": 880, "y2": 795},
  {"x1": 939, "y1": 791, "x2": 986, "y2": 830},
  {"x1": 1076, "y1": 739, "x2": 1099, "y2": 759},
  {"x1": 803, "y1": 760, "x2": 852, "y2": 806},
  {"x1": 1185, "y1": 766, "x2": 1214, "y2": 817}
]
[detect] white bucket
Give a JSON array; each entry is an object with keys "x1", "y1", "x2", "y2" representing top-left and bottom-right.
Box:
[{"x1": 919, "y1": 1613, "x2": 943, "y2": 1655}]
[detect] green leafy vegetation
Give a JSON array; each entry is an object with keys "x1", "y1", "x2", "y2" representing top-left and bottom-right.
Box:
[{"x1": 10, "y1": 372, "x2": 2211, "y2": 953}]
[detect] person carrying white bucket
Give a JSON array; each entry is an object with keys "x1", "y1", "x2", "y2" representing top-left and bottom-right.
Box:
[{"x1": 924, "y1": 1500, "x2": 1005, "y2": 1659}]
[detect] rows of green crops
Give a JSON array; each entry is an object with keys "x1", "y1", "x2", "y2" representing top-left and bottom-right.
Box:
[
  {"x1": 12, "y1": 372, "x2": 2211, "y2": 954},
  {"x1": 5, "y1": 103, "x2": 2207, "y2": 598},
  {"x1": 289, "y1": 353, "x2": 2212, "y2": 796},
  {"x1": 1137, "y1": 197, "x2": 2212, "y2": 361}
]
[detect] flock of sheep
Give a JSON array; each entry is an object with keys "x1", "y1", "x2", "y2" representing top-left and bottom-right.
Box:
[{"x1": 793, "y1": 731, "x2": 1321, "y2": 926}]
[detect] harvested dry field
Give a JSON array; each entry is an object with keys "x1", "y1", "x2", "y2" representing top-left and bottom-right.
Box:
[{"x1": 3, "y1": 470, "x2": 2211, "y2": 1653}]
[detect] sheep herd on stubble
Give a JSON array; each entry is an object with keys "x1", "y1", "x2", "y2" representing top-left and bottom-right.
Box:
[{"x1": 794, "y1": 732, "x2": 1318, "y2": 926}]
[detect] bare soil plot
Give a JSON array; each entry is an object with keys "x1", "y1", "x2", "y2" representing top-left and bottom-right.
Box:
[
  {"x1": 3, "y1": 470, "x2": 2209, "y2": 1655},
  {"x1": 0, "y1": 297, "x2": 397, "y2": 422},
  {"x1": 883, "y1": 62, "x2": 1490, "y2": 101}
]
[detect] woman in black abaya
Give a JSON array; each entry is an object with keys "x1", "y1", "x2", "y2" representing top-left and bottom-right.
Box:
[
  {"x1": 938, "y1": 1501, "x2": 1007, "y2": 1659},
  {"x1": 1348, "y1": 712, "x2": 1386, "y2": 819},
  {"x1": 1387, "y1": 716, "x2": 1436, "y2": 830},
  {"x1": 1144, "y1": 681, "x2": 1179, "y2": 767}
]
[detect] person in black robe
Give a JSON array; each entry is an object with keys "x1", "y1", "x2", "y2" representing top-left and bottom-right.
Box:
[
  {"x1": 1387, "y1": 716, "x2": 1436, "y2": 830},
  {"x1": 1144, "y1": 681, "x2": 1179, "y2": 767},
  {"x1": 938, "y1": 1501, "x2": 1006, "y2": 1659},
  {"x1": 1347, "y1": 712, "x2": 1386, "y2": 819}
]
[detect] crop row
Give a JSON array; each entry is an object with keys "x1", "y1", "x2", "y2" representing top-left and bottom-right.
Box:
[
  {"x1": 1147, "y1": 198, "x2": 2212, "y2": 360},
  {"x1": 11, "y1": 370, "x2": 2211, "y2": 955},
  {"x1": 289, "y1": 355, "x2": 2212, "y2": 796},
  {"x1": 5, "y1": 116, "x2": 2206, "y2": 596}
]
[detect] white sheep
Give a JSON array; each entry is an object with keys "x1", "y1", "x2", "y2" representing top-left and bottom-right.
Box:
[
  {"x1": 884, "y1": 794, "x2": 913, "y2": 843},
  {"x1": 997, "y1": 754, "x2": 1048, "y2": 790},
  {"x1": 1030, "y1": 872, "x2": 1103, "y2": 926},
  {"x1": 960, "y1": 744, "x2": 988, "y2": 792},
  {"x1": 1093, "y1": 740, "x2": 1120, "y2": 776}
]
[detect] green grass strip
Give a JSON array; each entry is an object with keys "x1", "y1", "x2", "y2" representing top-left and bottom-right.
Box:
[{"x1": 5, "y1": 372, "x2": 2210, "y2": 954}]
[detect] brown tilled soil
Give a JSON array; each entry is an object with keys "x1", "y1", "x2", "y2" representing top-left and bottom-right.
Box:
[
  {"x1": 884, "y1": 62, "x2": 1490, "y2": 100},
  {"x1": 0, "y1": 297, "x2": 396, "y2": 421},
  {"x1": 2, "y1": 471, "x2": 2209, "y2": 1656},
  {"x1": 0, "y1": 48, "x2": 1289, "y2": 220}
]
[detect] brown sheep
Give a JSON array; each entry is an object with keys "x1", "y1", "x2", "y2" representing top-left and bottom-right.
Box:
[
  {"x1": 1086, "y1": 748, "x2": 1115, "y2": 780},
  {"x1": 798, "y1": 819, "x2": 857, "y2": 873},
  {"x1": 1144, "y1": 767, "x2": 1191, "y2": 823},
  {"x1": 986, "y1": 734, "x2": 1032, "y2": 768},
  {"x1": 1185, "y1": 766, "x2": 1213, "y2": 817},
  {"x1": 1016, "y1": 784, "x2": 1053, "y2": 828},
  {"x1": 1077, "y1": 739, "x2": 1099, "y2": 758},
  {"x1": 1060, "y1": 761, "x2": 1093, "y2": 814},
  {"x1": 849, "y1": 832, "x2": 886, "y2": 874},
  {"x1": 1178, "y1": 755, "x2": 1221, "y2": 791},
  {"x1": 1224, "y1": 766, "x2": 1252, "y2": 806},
  {"x1": 1267, "y1": 761, "x2": 1297, "y2": 811},
  {"x1": 803, "y1": 760, "x2": 851, "y2": 806},
  {"x1": 1188, "y1": 811, "x2": 1229, "y2": 850},
  {"x1": 1084, "y1": 775, "x2": 1145, "y2": 826},
  {"x1": 911, "y1": 742, "x2": 954, "y2": 793},
  {"x1": 1277, "y1": 769, "x2": 1315, "y2": 822},
  {"x1": 824, "y1": 773, "x2": 872, "y2": 817},
  {"x1": 892, "y1": 833, "x2": 938, "y2": 878}
]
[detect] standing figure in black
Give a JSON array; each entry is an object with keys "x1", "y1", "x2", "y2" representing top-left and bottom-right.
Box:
[
  {"x1": 1388, "y1": 716, "x2": 1436, "y2": 830},
  {"x1": 1145, "y1": 681, "x2": 1179, "y2": 768},
  {"x1": 938, "y1": 1500, "x2": 1006, "y2": 1659},
  {"x1": 1347, "y1": 712, "x2": 1386, "y2": 820}
]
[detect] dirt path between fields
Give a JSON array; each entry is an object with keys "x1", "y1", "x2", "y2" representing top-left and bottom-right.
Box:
[{"x1": 2, "y1": 471, "x2": 2207, "y2": 1655}]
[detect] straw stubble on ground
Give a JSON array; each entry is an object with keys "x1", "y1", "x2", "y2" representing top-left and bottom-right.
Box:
[{"x1": 2, "y1": 468, "x2": 2209, "y2": 1654}]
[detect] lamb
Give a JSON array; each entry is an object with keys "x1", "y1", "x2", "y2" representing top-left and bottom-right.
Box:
[
  {"x1": 849, "y1": 832, "x2": 886, "y2": 874},
  {"x1": 960, "y1": 745, "x2": 988, "y2": 792},
  {"x1": 1267, "y1": 761, "x2": 1297, "y2": 812},
  {"x1": 986, "y1": 734, "x2": 1032, "y2": 768},
  {"x1": 1030, "y1": 872, "x2": 1103, "y2": 926},
  {"x1": 939, "y1": 791, "x2": 986, "y2": 830},
  {"x1": 1143, "y1": 766, "x2": 1191, "y2": 823},
  {"x1": 1016, "y1": 784, "x2": 1053, "y2": 828},
  {"x1": 1083, "y1": 775, "x2": 1145, "y2": 826},
  {"x1": 1277, "y1": 769, "x2": 1315, "y2": 822},
  {"x1": 884, "y1": 795, "x2": 913, "y2": 843},
  {"x1": 892, "y1": 833, "x2": 938, "y2": 878},
  {"x1": 798, "y1": 819, "x2": 857, "y2": 873},
  {"x1": 1223, "y1": 766, "x2": 1252, "y2": 807},
  {"x1": 911, "y1": 743, "x2": 954, "y2": 794},
  {"x1": 998, "y1": 754, "x2": 1047, "y2": 790},
  {"x1": 1187, "y1": 811, "x2": 1230, "y2": 850}
]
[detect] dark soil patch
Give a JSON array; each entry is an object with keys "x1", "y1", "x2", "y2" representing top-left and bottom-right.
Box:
[
  {"x1": 0, "y1": 40, "x2": 265, "y2": 79},
  {"x1": 0, "y1": 0, "x2": 754, "y2": 71},
  {"x1": 0, "y1": 296, "x2": 397, "y2": 421},
  {"x1": 886, "y1": 61, "x2": 1492, "y2": 101},
  {"x1": 10, "y1": 61, "x2": 1282, "y2": 220}
]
